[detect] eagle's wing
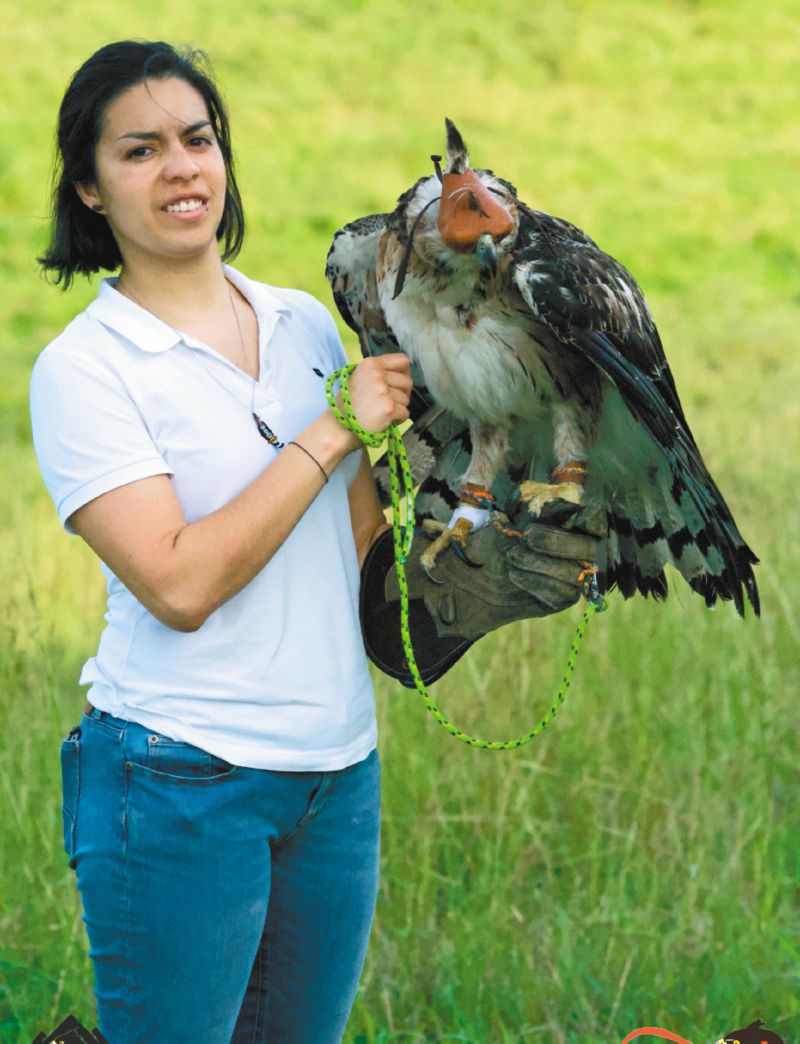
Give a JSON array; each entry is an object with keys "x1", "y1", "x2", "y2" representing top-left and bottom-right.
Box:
[
  {"x1": 512, "y1": 206, "x2": 759, "y2": 616},
  {"x1": 325, "y1": 215, "x2": 404, "y2": 365},
  {"x1": 326, "y1": 214, "x2": 476, "y2": 514}
]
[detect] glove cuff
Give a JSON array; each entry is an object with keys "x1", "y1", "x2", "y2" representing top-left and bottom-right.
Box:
[{"x1": 359, "y1": 528, "x2": 477, "y2": 688}]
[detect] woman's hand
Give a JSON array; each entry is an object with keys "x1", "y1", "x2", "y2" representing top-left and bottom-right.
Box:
[{"x1": 332, "y1": 354, "x2": 413, "y2": 450}]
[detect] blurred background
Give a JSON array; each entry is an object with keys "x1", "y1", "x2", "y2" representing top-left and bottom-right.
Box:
[{"x1": 1, "y1": 1, "x2": 798, "y2": 1040}]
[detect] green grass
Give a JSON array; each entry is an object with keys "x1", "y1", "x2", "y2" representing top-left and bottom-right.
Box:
[{"x1": 1, "y1": 0, "x2": 798, "y2": 1040}]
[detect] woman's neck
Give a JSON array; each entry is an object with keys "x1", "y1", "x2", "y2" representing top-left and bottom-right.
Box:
[{"x1": 116, "y1": 250, "x2": 231, "y2": 323}]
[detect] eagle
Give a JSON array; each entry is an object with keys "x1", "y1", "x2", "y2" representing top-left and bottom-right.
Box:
[{"x1": 325, "y1": 119, "x2": 759, "y2": 617}]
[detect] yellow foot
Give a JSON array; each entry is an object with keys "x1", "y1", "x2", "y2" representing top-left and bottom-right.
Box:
[
  {"x1": 420, "y1": 517, "x2": 474, "y2": 574},
  {"x1": 517, "y1": 480, "x2": 584, "y2": 518}
]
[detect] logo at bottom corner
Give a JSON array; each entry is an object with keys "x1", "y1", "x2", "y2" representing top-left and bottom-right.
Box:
[
  {"x1": 620, "y1": 1018, "x2": 785, "y2": 1044},
  {"x1": 30, "y1": 1013, "x2": 108, "y2": 1044}
]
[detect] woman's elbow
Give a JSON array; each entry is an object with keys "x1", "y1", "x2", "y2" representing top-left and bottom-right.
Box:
[{"x1": 147, "y1": 584, "x2": 211, "y2": 633}]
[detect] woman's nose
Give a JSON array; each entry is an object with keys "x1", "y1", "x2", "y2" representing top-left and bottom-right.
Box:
[{"x1": 163, "y1": 143, "x2": 201, "y2": 180}]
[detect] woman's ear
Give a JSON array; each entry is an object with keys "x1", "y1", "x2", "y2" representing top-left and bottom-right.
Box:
[{"x1": 74, "y1": 181, "x2": 104, "y2": 213}]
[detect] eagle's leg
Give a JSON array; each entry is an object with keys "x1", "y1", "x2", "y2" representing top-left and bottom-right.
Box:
[
  {"x1": 419, "y1": 423, "x2": 509, "y2": 577},
  {"x1": 518, "y1": 402, "x2": 588, "y2": 517}
]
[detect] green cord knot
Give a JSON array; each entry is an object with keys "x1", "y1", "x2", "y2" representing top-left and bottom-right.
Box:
[
  {"x1": 325, "y1": 365, "x2": 385, "y2": 449},
  {"x1": 325, "y1": 364, "x2": 605, "y2": 750},
  {"x1": 326, "y1": 364, "x2": 414, "y2": 561}
]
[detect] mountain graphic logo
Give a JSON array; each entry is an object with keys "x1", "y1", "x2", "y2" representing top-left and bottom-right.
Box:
[{"x1": 30, "y1": 1013, "x2": 107, "y2": 1043}]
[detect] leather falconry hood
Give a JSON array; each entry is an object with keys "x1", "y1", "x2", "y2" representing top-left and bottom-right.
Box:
[{"x1": 437, "y1": 118, "x2": 513, "y2": 253}]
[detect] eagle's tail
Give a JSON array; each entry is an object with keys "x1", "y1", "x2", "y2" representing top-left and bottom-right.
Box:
[
  {"x1": 600, "y1": 463, "x2": 760, "y2": 617},
  {"x1": 372, "y1": 414, "x2": 760, "y2": 619}
]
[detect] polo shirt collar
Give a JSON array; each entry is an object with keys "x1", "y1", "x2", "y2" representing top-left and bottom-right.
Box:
[{"x1": 85, "y1": 264, "x2": 292, "y2": 354}]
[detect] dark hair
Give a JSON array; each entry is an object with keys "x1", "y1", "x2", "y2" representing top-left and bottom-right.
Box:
[{"x1": 38, "y1": 40, "x2": 245, "y2": 289}]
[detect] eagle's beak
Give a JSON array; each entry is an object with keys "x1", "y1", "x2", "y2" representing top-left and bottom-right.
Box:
[
  {"x1": 438, "y1": 169, "x2": 512, "y2": 255},
  {"x1": 475, "y1": 233, "x2": 497, "y2": 276}
]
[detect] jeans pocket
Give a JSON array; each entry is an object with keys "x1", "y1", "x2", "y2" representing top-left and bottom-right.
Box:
[
  {"x1": 124, "y1": 723, "x2": 238, "y2": 783},
  {"x1": 60, "y1": 726, "x2": 81, "y2": 858}
]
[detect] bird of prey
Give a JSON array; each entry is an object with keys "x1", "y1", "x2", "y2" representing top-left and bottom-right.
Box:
[{"x1": 326, "y1": 119, "x2": 759, "y2": 616}]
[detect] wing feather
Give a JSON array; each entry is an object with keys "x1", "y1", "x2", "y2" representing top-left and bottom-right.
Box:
[{"x1": 512, "y1": 207, "x2": 759, "y2": 615}]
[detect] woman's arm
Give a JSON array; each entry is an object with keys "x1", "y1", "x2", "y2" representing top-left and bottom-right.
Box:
[
  {"x1": 70, "y1": 354, "x2": 412, "y2": 632},
  {"x1": 347, "y1": 449, "x2": 392, "y2": 571}
]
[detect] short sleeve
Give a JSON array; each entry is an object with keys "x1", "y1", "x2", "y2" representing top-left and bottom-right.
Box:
[
  {"x1": 30, "y1": 350, "x2": 174, "y2": 535},
  {"x1": 317, "y1": 300, "x2": 350, "y2": 371}
]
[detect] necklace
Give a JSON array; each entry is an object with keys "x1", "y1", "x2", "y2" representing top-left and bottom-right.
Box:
[
  {"x1": 114, "y1": 271, "x2": 285, "y2": 449},
  {"x1": 225, "y1": 282, "x2": 285, "y2": 448}
]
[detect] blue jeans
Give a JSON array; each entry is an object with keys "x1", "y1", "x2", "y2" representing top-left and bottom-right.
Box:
[{"x1": 60, "y1": 706, "x2": 381, "y2": 1043}]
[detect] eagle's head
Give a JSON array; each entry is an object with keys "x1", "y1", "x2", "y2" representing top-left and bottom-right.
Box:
[{"x1": 391, "y1": 119, "x2": 521, "y2": 298}]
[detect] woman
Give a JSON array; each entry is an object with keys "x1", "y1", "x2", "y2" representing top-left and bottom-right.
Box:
[{"x1": 32, "y1": 40, "x2": 600, "y2": 1044}]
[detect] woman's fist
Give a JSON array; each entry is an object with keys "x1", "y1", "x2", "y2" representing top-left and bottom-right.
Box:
[{"x1": 334, "y1": 354, "x2": 413, "y2": 446}]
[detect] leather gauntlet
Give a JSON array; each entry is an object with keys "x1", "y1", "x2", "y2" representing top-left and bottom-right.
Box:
[{"x1": 359, "y1": 501, "x2": 605, "y2": 688}]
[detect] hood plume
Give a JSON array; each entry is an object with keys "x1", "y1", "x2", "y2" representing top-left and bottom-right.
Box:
[{"x1": 444, "y1": 117, "x2": 469, "y2": 174}]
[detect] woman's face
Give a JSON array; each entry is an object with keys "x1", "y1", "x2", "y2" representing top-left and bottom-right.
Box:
[{"x1": 75, "y1": 76, "x2": 228, "y2": 270}]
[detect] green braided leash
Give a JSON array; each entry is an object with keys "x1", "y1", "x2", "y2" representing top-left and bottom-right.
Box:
[{"x1": 326, "y1": 363, "x2": 605, "y2": 750}]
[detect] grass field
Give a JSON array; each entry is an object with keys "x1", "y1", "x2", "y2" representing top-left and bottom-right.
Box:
[{"x1": 1, "y1": 1, "x2": 798, "y2": 1041}]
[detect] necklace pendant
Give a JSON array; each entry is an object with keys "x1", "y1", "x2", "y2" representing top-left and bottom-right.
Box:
[{"x1": 253, "y1": 412, "x2": 285, "y2": 448}]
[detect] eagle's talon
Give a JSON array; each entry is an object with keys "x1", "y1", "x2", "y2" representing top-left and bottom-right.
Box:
[
  {"x1": 452, "y1": 541, "x2": 482, "y2": 568},
  {"x1": 420, "y1": 561, "x2": 447, "y2": 585},
  {"x1": 418, "y1": 515, "x2": 475, "y2": 574}
]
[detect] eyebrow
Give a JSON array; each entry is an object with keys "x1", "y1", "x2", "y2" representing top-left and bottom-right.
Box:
[{"x1": 116, "y1": 119, "x2": 212, "y2": 142}]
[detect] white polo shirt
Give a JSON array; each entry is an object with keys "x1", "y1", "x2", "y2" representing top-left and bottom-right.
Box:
[{"x1": 29, "y1": 265, "x2": 377, "y2": 771}]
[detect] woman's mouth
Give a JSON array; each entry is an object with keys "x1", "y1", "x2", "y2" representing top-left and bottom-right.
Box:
[{"x1": 162, "y1": 198, "x2": 209, "y2": 220}]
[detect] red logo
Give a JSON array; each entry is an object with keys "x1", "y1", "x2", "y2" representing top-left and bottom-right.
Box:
[{"x1": 620, "y1": 1019, "x2": 785, "y2": 1044}]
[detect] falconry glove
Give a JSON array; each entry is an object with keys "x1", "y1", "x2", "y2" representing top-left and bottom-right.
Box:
[{"x1": 360, "y1": 501, "x2": 605, "y2": 688}]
